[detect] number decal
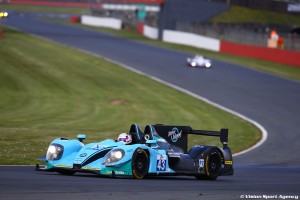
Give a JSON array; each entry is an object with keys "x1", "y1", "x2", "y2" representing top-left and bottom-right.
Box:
[
  {"x1": 156, "y1": 155, "x2": 167, "y2": 171},
  {"x1": 199, "y1": 159, "x2": 204, "y2": 168},
  {"x1": 198, "y1": 159, "x2": 205, "y2": 173}
]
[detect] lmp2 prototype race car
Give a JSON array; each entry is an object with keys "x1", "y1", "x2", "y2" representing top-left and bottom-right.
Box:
[
  {"x1": 36, "y1": 124, "x2": 233, "y2": 180},
  {"x1": 186, "y1": 55, "x2": 212, "y2": 68}
]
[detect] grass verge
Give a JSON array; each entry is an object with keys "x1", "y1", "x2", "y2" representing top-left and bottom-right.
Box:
[
  {"x1": 0, "y1": 27, "x2": 261, "y2": 165},
  {"x1": 211, "y1": 6, "x2": 300, "y2": 26}
]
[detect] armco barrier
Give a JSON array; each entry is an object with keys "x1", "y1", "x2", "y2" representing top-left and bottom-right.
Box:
[
  {"x1": 81, "y1": 15, "x2": 122, "y2": 30},
  {"x1": 144, "y1": 25, "x2": 159, "y2": 40},
  {"x1": 162, "y1": 30, "x2": 220, "y2": 52},
  {"x1": 137, "y1": 22, "x2": 158, "y2": 40},
  {"x1": 220, "y1": 41, "x2": 300, "y2": 68},
  {"x1": 138, "y1": 23, "x2": 300, "y2": 67}
]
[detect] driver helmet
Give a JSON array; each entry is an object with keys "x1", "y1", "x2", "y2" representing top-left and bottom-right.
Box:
[{"x1": 117, "y1": 133, "x2": 132, "y2": 145}]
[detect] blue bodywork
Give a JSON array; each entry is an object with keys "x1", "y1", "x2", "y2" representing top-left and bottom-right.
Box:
[{"x1": 37, "y1": 124, "x2": 234, "y2": 179}]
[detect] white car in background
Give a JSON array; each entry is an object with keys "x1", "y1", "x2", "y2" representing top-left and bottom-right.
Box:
[{"x1": 186, "y1": 55, "x2": 212, "y2": 68}]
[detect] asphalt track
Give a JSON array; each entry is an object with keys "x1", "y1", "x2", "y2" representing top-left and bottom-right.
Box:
[
  {"x1": 1, "y1": 12, "x2": 300, "y2": 200},
  {"x1": 0, "y1": 165, "x2": 299, "y2": 200}
]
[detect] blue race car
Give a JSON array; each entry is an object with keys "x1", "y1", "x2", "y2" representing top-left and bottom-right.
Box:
[{"x1": 36, "y1": 124, "x2": 233, "y2": 180}]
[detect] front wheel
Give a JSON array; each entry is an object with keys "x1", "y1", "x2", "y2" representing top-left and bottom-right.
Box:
[
  {"x1": 132, "y1": 148, "x2": 149, "y2": 179},
  {"x1": 195, "y1": 148, "x2": 222, "y2": 180}
]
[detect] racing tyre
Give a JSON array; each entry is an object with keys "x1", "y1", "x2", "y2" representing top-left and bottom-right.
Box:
[
  {"x1": 195, "y1": 148, "x2": 222, "y2": 180},
  {"x1": 132, "y1": 148, "x2": 149, "y2": 179}
]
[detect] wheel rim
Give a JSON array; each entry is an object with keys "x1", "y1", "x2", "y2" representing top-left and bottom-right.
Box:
[{"x1": 132, "y1": 149, "x2": 148, "y2": 178}]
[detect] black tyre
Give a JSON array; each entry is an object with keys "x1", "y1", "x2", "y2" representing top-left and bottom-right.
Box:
[
  {"x1": 195, "y1": 148, "x2": 222, "y2": 180},
  {"x1": 132, "y1": 148, "x2": 149, "y2": 179}
]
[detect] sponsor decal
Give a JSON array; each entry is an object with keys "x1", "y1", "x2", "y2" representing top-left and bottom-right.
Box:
[
  {"x1": 127, "y1": 149, "x2": 133, "y2": 153},
  {"x1": 225, "y1": 160, "x2": 233, "y2": 165},
  {"x1": 80, "y1": 153, "x2": 87, "y2": 157},
  {"x1": 106, "y1": 171, "x2": 125, "y2": 175},
  {"x1": 168, "y1": 127, "x2": 182, "y2": 142},
  {"x1": 82, "y1": 166, "x2": 100, "y2": 170},
  {"x1": 156, "y1": 155, "x2": 167, "y2": 171},
  {"x1": 55, "y1": 164, "x2": 72, "y2": 168},
  {"x1": 89, "y1": 144, "x2": 108, "y2": 150}
]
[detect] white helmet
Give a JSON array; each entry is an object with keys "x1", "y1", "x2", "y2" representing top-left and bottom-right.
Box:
[{"x1": 117, "y1": 133, "x2": 132, "y2": 145}]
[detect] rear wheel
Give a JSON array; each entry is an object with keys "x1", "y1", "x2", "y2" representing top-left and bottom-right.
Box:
[
  {"x1": 132, "y1": 148, "x2": 149, "y2": 179},
  {"x1": 195, "y1": 148, "x2": 222, "y2": 180}
]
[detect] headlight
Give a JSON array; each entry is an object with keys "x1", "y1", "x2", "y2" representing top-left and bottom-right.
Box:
[
  {"x1": 191, "y1": 61, "x2": 197, "y2": 67},
  {"x1": 103, "y1": 149, "x2": 125, "y2": 165},
  {"x1": 205, "y1": 63, "x2": 211, "y2": 68},
  {"x1": 0, "y1": 12, "x2": 8, "y2": 18},
  {"x1": 46, "y1": 144, "x2": 64, "y2": 161}
]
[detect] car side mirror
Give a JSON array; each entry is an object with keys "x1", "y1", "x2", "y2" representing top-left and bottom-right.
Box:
[{"x1": 77, "y1": 134, "x2": 86, "y2": 143}]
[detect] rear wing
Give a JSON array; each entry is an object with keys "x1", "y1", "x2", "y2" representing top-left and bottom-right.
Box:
[
  {"x1": 152, "y1": 124, "x2": 228, "y2": 153},
  {"x1": 190, "y1": 129, "x2": 228, "y2": 148}
]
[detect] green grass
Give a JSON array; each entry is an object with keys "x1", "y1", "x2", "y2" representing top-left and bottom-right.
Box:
[
  {"x1": 211, "y1": 6, "x2": 300, "y2": 26},
  {"x1": 0, "y1": 27, "x2": 261, "y2": 165}
]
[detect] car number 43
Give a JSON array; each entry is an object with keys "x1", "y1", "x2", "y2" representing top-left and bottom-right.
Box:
[{"x1": 156, "y1": 155, "x2": 167, "y2": 171}]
